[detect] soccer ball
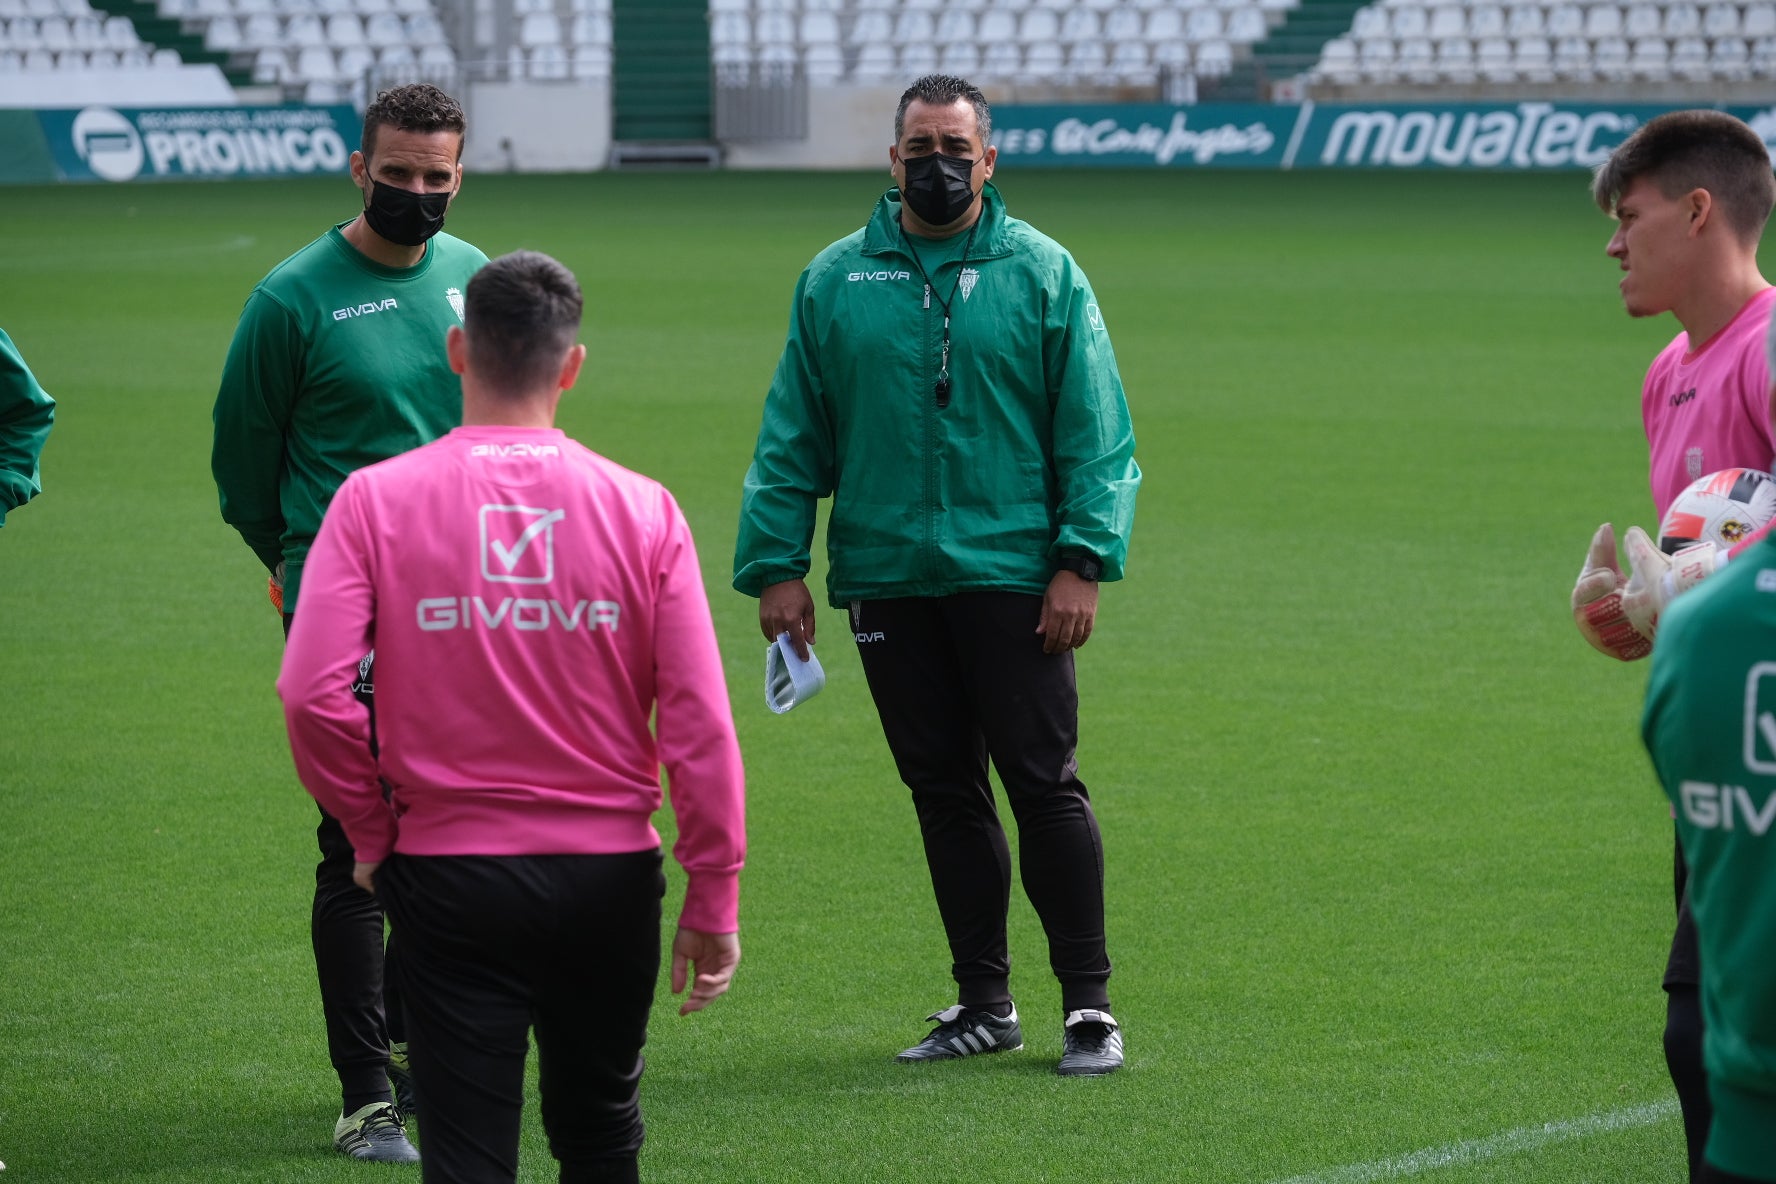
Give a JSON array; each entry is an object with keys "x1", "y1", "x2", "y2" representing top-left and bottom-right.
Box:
[{"x1": 1658, "y1": 468, "x2": 1776, "y2": 554}]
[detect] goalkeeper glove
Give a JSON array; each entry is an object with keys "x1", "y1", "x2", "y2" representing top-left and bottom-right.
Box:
[
  {"x1": 268, "y1": 560, "x2": 285, "y2": 615},
  {"x1": 1572, "y1": 523, "x2": 1654, "y2": 661},
  {"x1": 1621, "y1": 525, "x2": 1729, "y2": 639}
]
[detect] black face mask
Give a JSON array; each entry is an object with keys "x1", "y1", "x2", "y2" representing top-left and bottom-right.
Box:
[
  {"x1": 900, "y1": 152, "x2": 977, "y2": 228},
  {"x1": 363, "y1": 179, "x2": 451, "y2": 247}
]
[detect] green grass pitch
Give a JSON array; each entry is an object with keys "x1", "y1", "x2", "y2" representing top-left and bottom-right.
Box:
[{"x1": 0, "y1": 166, "x2": 1731, "y2": 1181}]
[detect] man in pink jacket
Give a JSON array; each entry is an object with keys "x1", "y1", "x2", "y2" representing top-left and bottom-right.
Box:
[{"x1": 278, "y1": 250, "x2": 746, "y2": 1184}]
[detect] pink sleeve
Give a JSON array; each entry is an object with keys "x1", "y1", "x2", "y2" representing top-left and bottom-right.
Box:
[
  {"x1": 275, "y1": 477, "x2": 395, "y2": 862},
  {"x1": 651, "y1": 493, "x2": 747, "y2": 933}
]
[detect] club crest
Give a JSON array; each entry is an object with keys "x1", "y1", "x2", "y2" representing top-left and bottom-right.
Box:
[
  {"x1": 958, "y1": 268, "x2": 979, "y2": 302},
  {"x1": 446, "y1": 287, "x2": 466, "y2": 322}
]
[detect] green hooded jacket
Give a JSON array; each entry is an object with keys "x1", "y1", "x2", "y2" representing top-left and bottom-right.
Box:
[{"x1": 734, "y1": 183, "x2": 1140, "y2": 607}]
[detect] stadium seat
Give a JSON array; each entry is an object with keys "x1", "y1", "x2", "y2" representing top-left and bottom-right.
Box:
[
  {"x1": 1351, "y1": 6, "x2": 1389, "y2": 37},
  {"x1": 1504, "y1": 4, "x2": 1543, "y2": 35},
  {"x1": 1354, "y1": 33, "x2": 1394, "y2": 78},
  {"x1": 1433, "y1": 33, "x2": 1475, "y2": 77},
  {"x1": 416, "y1": 40, "x2": 452, "y2": 67},
  {"x1": 1018, "y1": 38, "x2": 1063, "y2": 81},
  {"x1": 1702, "y1": 1, "x2": 1739, "y2": 35},
  {"x1": 891, "y1": 7, "x2": 932, "y2": 42},
  {"x1": 1668, "y1": 32, "x2": 1708, "y2": 74},
  {"x1": 802, "y1": 39, "x2": 841, "y2": 82},
  {"x1": 21, "y1": 44, "x2": 49, "y2": 66},
  {"x1": 250, "y1": 43, "x2": 286, "y2": 79},
  {"x1": 1226, "y1": 8, "x2": 1265, "y2": 40},
  {"x1": 240, "y1": 11, "x2": 278, "y2": 45},
  {"x1": 1592, "y1": 33, "x2": 1630, "y2": 77},
  {"x1": 1744, "y1": 3, "x2": 1776, "y2": 35},
  {"x1": 710, "y1": 10, "x2": 746, "y2": 46},
  {"x1": 1628, "y1": 34, "x2": 1669, "y2": 76},
  {"x1": 1664, "y1": 1, "x2": 1701, "y2": 34},
  {"x1": 147, "y1": 44, "x2": 175, "y2": 65},
  {"x1": 100, "y1": 13, "x2": 134, "y2": 46},
  {"x1": 1104, "y1": 5, "x2": 1142, "y2": 39},
  {"x1": 939, "y1": 39, "x2": 982, "y2": 78},
  {"x1": 1195, "y1": 37, "x2": 1232, "y2": 73},
  {"x1": 1396, "y1": 34, "x2": 1435, "y2": 79},
  {"x1": 284, "y1": 12, "x2": 323, "y2": 44},
  {"x1": 570, "y1": 41, "x2": 607, "y2": 76},
  {"x1": 325, "y1": 13, "x2": 365, "y2": 46},
  {"x1": 363, "y1": 9, "x2": 400, "y2": 45},
  {"x1": 1019, "y1": 7, "x2": 1059, "y2": 41},
  {"x1": 1151, "y1": 36, "x2": 1189, "y2": 72},
  {"x1": 977, "y1": 8, "x2": 1016, "y2": 39},
  {"x1": 1314, "y1": 33, "x2": 1360, "y2": 80},
  {"x1": 1748, "y1": 30, "x2": 1776, "y2": 67},
  {"x1": 36, "y1": 12, "x2": 65, "y2": 46},
  {"x1": 1428, "y1": 5, "x2": 1465, "y2": 36},
  {"x1": 1584, "y1": 5, "x2": 1623, "y2": 36},
  {"x1": 1468, "y1": 3, "x2": 1505, "y2": 35},
  {"x1": 851, "y1": 41, "x2": 895, "y2": 81},
  {"x1": 1475, "y1": 32, "x2": 1513, "y2": 75},
  {"x1": 0, "y1": 48, "x2": 18, "y2": 67},
  {"x1": 1552, "y1": 31, "x2": 1591, "y2": 76},
  {"x1": 1066, "y1": 37, "x2": 1108, "y2": 79},
  {"x1": 1624, "y1": 3, "x2": 1661, "y2": 36},
  {"x1": 529, "y1": 41, "x2": 566, "y2": 78},
  {"x1": 1107, "y1": 37, "x2": 1153, "y2": 80},
  {"x1": 1187, "y1": 7, "x2": 1224, "y2": 38},
  {"x1": 390, "y1": 0, "x2": 427, "y2": 14},
  {"x1": 1143, "y1": 6, "x2": 1182, "y2": 38},
  {"x1": 517, "y1": 12, "x2": 558, "y2": 47},
  {"x1": 1390, "y1": 4, "x2": 1428, "y2": 36},
  {"x1": 69, "y1": 13, "x2": 100, "y2": 46},
  {"x1": 1060, "y1": 6, "x2": 1100, "y2": 38},
  {"x1": 1711, "y1": 31, "x2": 1749, "y2": 75},
  {"x1": 404, "y1": 12, "x2": 443, "y2": 44},
  {"x1": 980, "y1": 39, "x2": 1022, "y2": 77},
  {"x1": 294, "y1": 42, "x2": 335, "y2": 79},
  {"x1": 755, "y1": 10, "x2": 794, "y2": 46},
  {"x1": 202, "y1": 16, "x2": 240, "y2": 49},
  {"x1": 797, "y1": 10, "x2": 837, "y2": 45},
  {"x1": 335, "y1": 40, "x2": 370, "y2": 77},
  {"x1": 899, "y1": 40, "x2": 938, "y2": 77},
  {"x1": 1513, "y1": 33, "x2": 1552, "y2": 77},
  {"x1": 1545, "y1": 2, "x2": 1583, "y2": 35},
  {"x1": 845, "y1": 9, "x2": 888, "y2": 45}
]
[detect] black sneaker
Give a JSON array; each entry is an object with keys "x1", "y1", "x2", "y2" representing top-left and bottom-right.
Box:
[
  {"x1": 895, "y1": 1004, "x2": 1024, "y2": 1062},
  {"x1": 1056, "y1": 1008, "x2": 1123, "y2": 1076},
  {"x1": 333, "y1": 1101, "x2": 420, "y2": 1163},
  {"x1": 388, "y1": 1041, "x2": 418, "y2": 1119}
]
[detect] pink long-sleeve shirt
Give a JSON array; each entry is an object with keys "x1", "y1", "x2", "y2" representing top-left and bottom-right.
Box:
[
  {"x1": 1642, "y1": 287, "x2": 1776, "y2": 521},
  {"x1": 277, "y1": 425, "x2": 746, "y2": 934}
]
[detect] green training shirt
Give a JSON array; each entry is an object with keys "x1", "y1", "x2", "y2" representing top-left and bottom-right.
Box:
[
  {"x1": 211, "y1": 223, "x2": 487, "y2": 612},
  {"x1": 1643, "y1": 536, "x2": 1776, "y2": 1180},
  {"x1": 0, "y1": 326, "x2": 55, "y2": 527}
]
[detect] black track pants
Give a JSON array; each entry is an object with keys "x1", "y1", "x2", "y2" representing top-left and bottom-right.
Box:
[
  {"x1": 379, "y1": 851, "x2": 664, "y2": 1184},
  {"x1": 852, "y1": 593, "x2": 1111, "y2": 1013},
  {"x1": 1666, "y1": 834, "x2": 1712, "y2": 1183},
  {"x1": 286, "y1": 614, "x2": 398, "y2": 1105}
]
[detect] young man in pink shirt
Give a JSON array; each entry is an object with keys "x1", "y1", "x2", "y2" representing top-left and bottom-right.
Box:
[
  {"x1": 1570, "y1": 110, "x2": 1776, "y2": 1182},
  {"x1": 278, "y1": 250, "x2": 746, "y2": 1184}
]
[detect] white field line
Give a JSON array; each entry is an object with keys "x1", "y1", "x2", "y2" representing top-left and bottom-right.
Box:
[{"x1": 1268, "y1": 1099, "x2": 1679, "y2": 1184}]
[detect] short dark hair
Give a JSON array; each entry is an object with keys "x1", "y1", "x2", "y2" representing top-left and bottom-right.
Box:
[
  {"x1": 1592, "y1": 110, "x2": 1776, "y2": 243},
  {"x1": 894, "y1": 74, "x2": 992, "y2": 147},
  {"x1": 463, "y1": 251, "x2": 584, "y2": 396},
  {"x1": 362, "y1": 83, "x2": 466, "y2": 161}
]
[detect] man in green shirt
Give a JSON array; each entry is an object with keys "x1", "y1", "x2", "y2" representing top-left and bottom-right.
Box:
[
  {"x1": 734, "y1": 74, "x2": 1140, "y2": 1076},
  {"x1": 211, "y1": 82, "x2": 487, "y2": 1164},
  {"x1": 0, "y1": 326, "x2": 54, "y2": 529},
  {"x1": 1644, "y1": 444, "x2": 1776, "y2": 1179}
]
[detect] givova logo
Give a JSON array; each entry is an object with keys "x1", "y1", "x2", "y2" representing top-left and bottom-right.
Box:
[
  {"x1": 1743, "y1": 661, "x2": 1776, "y2": 774},
  {"x1": 481, "y1": 504, "x2": 563, "y2": 585}
]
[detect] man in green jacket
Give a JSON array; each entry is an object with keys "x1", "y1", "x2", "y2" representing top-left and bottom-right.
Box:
[
  {"x1": 1644, "y1": 527, "x2": 1776, "y2": 1184},
  {"x1": 210, "y1": 82, "x2": 487, "y2": 1163},
  {"x1": 0, "y1": 327, "x2": 54, "y2": 529},
  {"x1": 734, "y1": 73, "x2": 1141, "y2": 1076}
]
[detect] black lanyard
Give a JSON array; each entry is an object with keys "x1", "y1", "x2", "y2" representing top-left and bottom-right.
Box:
[{"x1": 901, "y1": 222, "x2": 978, "y2": 409}]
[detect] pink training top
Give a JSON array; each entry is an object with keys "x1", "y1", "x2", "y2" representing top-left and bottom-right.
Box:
[
  {"x1": 277, "y1": 425, "x2": 746, "y2": 934},
  {"x1": 1642, "y1": 287, "x2": 1776, "y2": 521}
]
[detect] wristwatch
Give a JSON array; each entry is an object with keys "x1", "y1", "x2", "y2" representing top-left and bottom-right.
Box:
[{"x1": 1056, "y1": 553, "x2": 1102, "y2": 582}]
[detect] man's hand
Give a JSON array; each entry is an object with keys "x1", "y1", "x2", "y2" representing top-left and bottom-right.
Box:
[
  {"x1": 352, "y1": 859, "x2": 380, "y2": 895},
  {"x1": 760, "y1": 578, "x2": 815, "y2": 660},
  {"x1": 1621, "y1": 525, "x2": 1728, "y2": 638},
  {"x1": 671, "y1": 927, "x2": 741, "y2": 1016},
  {"x1": 1571, "y1": 523, "x2": 1653, "y2": 661},
  {"x1": 268, "y1": 559, "x2": 286, "y2": 615},
  {"x1": 1036, "y1": 570, "x2": 1099, "y2": 654}
]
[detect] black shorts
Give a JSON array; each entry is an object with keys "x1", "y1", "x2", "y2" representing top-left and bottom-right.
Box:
[{"x1": 1664, "y1": 830, "x2": 1700, "y2": 990}]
